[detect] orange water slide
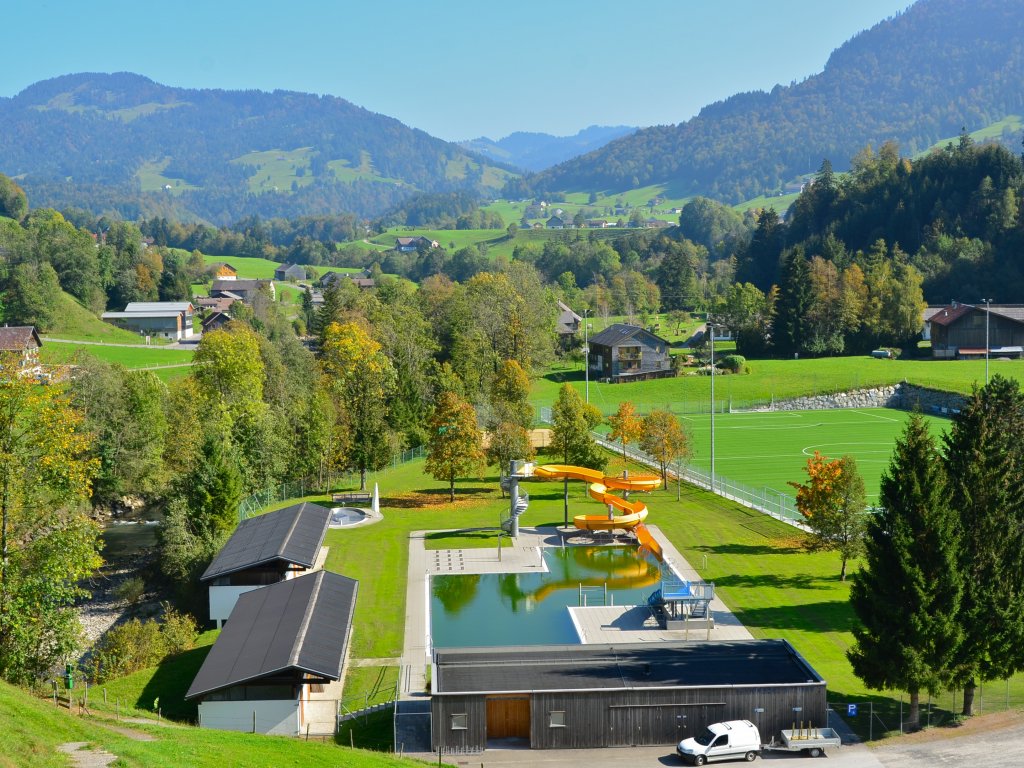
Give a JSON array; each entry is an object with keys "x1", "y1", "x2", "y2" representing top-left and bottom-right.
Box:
[{"x1": 531, "y1": 464, "x2": 662, "y2": 532}]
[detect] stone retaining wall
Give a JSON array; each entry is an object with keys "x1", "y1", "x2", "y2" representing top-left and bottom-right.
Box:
[{"x1": 768, "y1": 383, "x2": 966, "y2": 415}]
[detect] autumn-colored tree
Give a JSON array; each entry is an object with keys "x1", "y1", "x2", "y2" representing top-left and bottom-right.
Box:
[
  {"x1": 486, "y1": 421, "x2": 534, "y2": 496},
  {"x1": 789, "y1": 452, "x2": 867, "y2": 581},
  {"x1": 608, "y1": 401, "x2": 643, "y2": 463},
  {"x1": 639, "y1": 410, "x2": 691, "y2": 484},
  {"x1": 0, "y1": 357, "x2": 101, "y2": 683},
  {"x1": 489, "y1": 359, "x2": 533, "y2": 430},
  {"x1": 320, "y1": 321, "x2": 397, "y2": 490},
  {"x1": 426, "y1": 391, "x2": 485, "y2": 502}
]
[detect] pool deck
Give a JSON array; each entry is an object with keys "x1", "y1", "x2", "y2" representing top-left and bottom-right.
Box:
[{"x1": 399, "y1": 525, "x2": 752, "y2": 699}]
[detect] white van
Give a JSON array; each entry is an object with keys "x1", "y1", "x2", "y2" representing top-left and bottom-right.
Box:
[{"x1": 676, "y1": 720, "x2": 761, "y2": 765}]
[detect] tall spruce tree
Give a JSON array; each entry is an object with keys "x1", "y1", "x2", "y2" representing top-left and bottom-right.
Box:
[
  {"x1": 943, "y1": 375, "x2": 1024, "y2": 715},
  {"x1": 848, "y1": 412, "x2": 962, "y2": 730},
  {"x1": 774, "y1": 247, "x2": 813, "y2": 356}
]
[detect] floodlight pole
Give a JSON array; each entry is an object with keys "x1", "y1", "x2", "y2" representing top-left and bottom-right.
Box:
[
  {"x1": 709, "y1": 321, "x2": 715, "y2": 493},
  {"x1": 583, "y1": 308, "x2": 590, "y2": 404},
  {"x1": 983, "y1": 299, "x2": 992, "y2": 384}
]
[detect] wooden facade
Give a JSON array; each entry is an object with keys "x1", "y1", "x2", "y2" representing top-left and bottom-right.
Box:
[
  {"x1": 587, "y1": 323, "x2": 672, "y2": 383},
  {"x1": 431, "y1": 641, "x2": 827, "y2": 752}
]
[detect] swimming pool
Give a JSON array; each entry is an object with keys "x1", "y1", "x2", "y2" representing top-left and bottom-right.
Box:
[{"x1": 430, "y1": 546, "x2": 663, "y2": 648}]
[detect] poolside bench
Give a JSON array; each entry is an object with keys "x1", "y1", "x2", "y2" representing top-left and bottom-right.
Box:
[{"x1": 332, "y1": 491, "x2": 372, "y2": 505}]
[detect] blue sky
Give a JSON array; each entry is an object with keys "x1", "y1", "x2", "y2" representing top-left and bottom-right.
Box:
[{"x1": 3, "y1": 0, "x2": 911, "y2": 141}]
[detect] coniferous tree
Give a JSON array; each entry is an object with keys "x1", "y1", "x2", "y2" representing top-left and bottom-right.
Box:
[
  {"x1": 774, "y1": 247, "x2": 813, "y2": 356},
  {"x1": 848, "y1": 412, "x2": 962, "y2": 730},
  {"x1": 943, "y1": 375, "x2": 1024, "y2": 715}
]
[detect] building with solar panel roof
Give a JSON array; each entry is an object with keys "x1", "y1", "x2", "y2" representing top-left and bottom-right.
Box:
[{"x1": 201, "y1": 502, "x2": 331, "y2": 627}]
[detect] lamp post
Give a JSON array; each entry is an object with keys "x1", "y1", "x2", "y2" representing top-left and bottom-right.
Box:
[
  {"x1": 983, "y1": 299, "x2": 992, "y2": 384},
  {"x1": 582, "y1": 308, "x2": 590, "y2": 404},
  {"x1": 709, "y1": 320, "x2": 715, "y2": 493}
]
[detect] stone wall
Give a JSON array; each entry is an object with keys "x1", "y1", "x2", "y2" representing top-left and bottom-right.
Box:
[{"x1": 767, "y1": 383, "x2": 965, "y2": 415}]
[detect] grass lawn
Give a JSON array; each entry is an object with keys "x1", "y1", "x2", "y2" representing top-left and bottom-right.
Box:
[
  {"x1": 42, "y1": 341, "x2": 195, "y2": 369},
  {"x1": 532, "y1": 355, "x2": 1022, "y2": 416},
  {"x1": 0, "y1": 677, "x2": 427, "y2": 768},
  {"x1": 677, "y1": 407, "x2": 948, "y2": 504}
]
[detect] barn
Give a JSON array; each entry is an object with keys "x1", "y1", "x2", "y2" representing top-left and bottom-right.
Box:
[{"x1": 431, "y1": 640, "x2": 826, "y2": 751}]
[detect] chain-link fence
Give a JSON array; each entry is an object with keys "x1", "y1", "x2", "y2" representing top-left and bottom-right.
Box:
[
  {"x1": 238, "y1": 445, "x2": 428, "y2": 521},
  {"x1": 592, "y1": 432, "x2": 806, "y2": 527},
  {"x1": 830, "y1": 677, "x2": 1024, "y2": 741}
]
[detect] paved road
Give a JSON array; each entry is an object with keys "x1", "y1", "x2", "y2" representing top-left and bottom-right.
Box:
[{"x1": 42, "y1": 337, "x2": 199, "y2": 349}]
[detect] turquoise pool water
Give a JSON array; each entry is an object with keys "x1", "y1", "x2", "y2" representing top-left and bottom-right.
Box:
[{"x1": 430, "y1": 546, "x2": 663, "y2": 648}]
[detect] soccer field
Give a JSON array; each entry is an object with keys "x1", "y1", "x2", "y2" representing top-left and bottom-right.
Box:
[{"x1": 678, "y1": 407, "x2": 949, "y2": 504}]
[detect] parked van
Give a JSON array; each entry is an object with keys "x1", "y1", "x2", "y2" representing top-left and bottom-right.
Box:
[{"x1": 676, "y1": 720, "x2": 761, "y2": 765}]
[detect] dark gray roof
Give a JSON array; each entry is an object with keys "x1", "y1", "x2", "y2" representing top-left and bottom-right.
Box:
[
  {"x1": 433, "y1": 640, "x2": 821, "y2": 695},
  {"x1": 588, "y1": 323, "x2": 667, "y2": 348},
  {"x1": 201, "y1": 502, "x2": 331, "y2": 582},
  {"x1": 186, "y1": 570, "x2": 357, "y2": 698}
]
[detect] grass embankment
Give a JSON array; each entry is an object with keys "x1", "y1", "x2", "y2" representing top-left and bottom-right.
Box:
[
  {"x1": 44, "y1": 292, "x2": 149, "y2": 344},
  {"x1": 0, "y1": 678, "x2": 426, "y2": 768}
]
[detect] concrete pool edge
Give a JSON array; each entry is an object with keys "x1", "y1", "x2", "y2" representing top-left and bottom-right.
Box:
[{"x1": 398, "y1": 526, "x2": 753, "y2": 699}]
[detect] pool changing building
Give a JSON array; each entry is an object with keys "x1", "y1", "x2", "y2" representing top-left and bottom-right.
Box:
[{"x1": 431, "y1": 640, "x2": 826, "y2": 751}]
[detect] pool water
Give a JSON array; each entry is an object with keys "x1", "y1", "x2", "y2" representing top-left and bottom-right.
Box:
[{"x1": 430, "y1": 546, "x2": 663, "y2": 648}]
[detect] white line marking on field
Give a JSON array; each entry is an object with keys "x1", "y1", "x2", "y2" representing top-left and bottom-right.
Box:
[
  {"x1": 852, "y1": 409, "x2": 898, "y2": 422},
  {"x1": 801, "y1": 442, "x2": 894, "y2": 456}
]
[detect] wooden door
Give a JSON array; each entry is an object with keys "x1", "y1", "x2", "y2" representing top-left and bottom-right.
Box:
[{"x1": 486, "y1": 697, "x2": 530, "y2": 739}]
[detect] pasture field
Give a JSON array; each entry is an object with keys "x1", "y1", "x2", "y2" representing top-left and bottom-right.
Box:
[
  {"x1": 732, "y1": 190, "x2": 800, "y2": 213},
  {"x1": 677, "y1": 407, "x2": 948, "y2": 504},
  {"x1": 45, "y1": 291, "x2": 157, "y2": 344},
  {"x1": 42, "y1": 342, "x2": 195, "y2": 382}
]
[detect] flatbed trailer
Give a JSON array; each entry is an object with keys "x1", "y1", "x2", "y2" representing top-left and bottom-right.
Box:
[{"x1": 763, "y1": 727, "x2": 842, "y2": 758}]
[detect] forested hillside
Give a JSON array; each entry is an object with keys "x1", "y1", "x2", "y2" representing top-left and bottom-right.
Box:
[
  {"x1": 0, "y1": 73, "x2": 514, "y2": 223},
  {"x1": 519, "y1": 0, "x2": 1024, "y2": 203}
]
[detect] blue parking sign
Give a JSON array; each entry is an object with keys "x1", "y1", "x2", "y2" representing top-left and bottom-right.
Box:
[{"x1": 847, "y1": 704, "x2": 858, "y2": 717}]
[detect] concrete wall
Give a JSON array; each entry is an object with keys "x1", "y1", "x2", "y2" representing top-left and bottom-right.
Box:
[
  {"x1": 198, "y1": 699, "x2": 299, "y2": 735},
  {"x1": 209, "y1": 585, "x2": 263, "y2": 625}
]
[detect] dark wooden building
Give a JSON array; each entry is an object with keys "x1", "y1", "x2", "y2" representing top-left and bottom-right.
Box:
[
  {"x1": 431, "y1": 640, "x2": 827, "y2": 751},
  {"x1": 587, "y1": 323, "x2": 672, "y2": 383},
  {"x1": 928, "y1": 303, "x2": 1024, "y2": 359}
]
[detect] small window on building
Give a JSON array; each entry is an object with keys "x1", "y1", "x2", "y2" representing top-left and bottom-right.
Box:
[
  {"x1": 549, "y1": 710, "x2": 566, "y2": 728},
  {"x1": 450, "y1": 713, "x2": 468, "y2": 730}
]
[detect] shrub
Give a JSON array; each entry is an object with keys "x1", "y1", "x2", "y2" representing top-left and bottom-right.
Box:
[
  {"x1": 160, "y1": 607, "x2": 199, "y2": 655},
  {"x1": 93, "y1": 618, "x2": 166, "y2": 682},
  {"x1": 717, "y1": 354, "x2": 747, "y2": 374},
  {"x1": 114, "y1": 576, "x2": 146, "y2": 605}
]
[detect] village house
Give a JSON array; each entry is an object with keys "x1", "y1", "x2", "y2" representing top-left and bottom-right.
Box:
[
  {"x1": 0, "y1": 326, "x2": 43, "y2": 376},
  {"x1": 201, "y1": 311, "x2": 232, "y2": 334},
  {"x1": 927, "y1": 302, "x2": 1024, "y2": 359},
  {"x1": 546, "y1": 216, "x2": 565, "y2": 229},
  {"x1": 394, "y1": 236, "x2": 439, "y2": 252},
  {"x1": 273, "y1": 263, "x2": 306, "y2": 282},
  {"x1": 101, "y1": 301, "x2": 195, "y2": 340},
  {"x1": 201, "y1": 501, "x2": 331, "y2": 628},
  {"x1": 187, "y1": 570, "x2": 357, "y2": 736},
  {"x1": 211, "y1": 279, "x2": 275, "y2": 303},
  {"x1": 320, "y1": 270, "x2": 375, "y2": 290},
  {"x1": 208, "y1": 262, "x2": 238, "y2": 280},
  {"x1": 555, "y1": 300, "x2": 582, "y2": 351},
  {"x1": 587, "y1": 323, "x2": 673, "y2": 383}
]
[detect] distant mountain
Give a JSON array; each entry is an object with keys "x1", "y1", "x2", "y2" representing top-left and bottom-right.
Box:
[
  {"x1": 0, "y1": 73, "x2": 514, "y2": 224},
  {"x1": 520, "y1": 0, "x2": 1024, "y2": 204},
  {"x1": 459, "y1": 125, "x2": 636, "y2": 172}
]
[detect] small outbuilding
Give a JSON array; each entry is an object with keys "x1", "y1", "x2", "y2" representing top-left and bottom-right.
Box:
[
  {"x1": 201, "y1": 502, "x2": 331, "y2": 627},
  {"x1": 274, "y1": 263, "x2": 306, "y2": 282},
  {"x1": 187, "y1": 570, "x2": 357, "y2": 736},
  {"x1": 431, "y1": 640, "x2": 826, "y2": 752}
]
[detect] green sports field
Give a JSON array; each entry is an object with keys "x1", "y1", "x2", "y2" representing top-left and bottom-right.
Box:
[{"x1": 675, "y1": 407, "x2": 949, "y2": 505}]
